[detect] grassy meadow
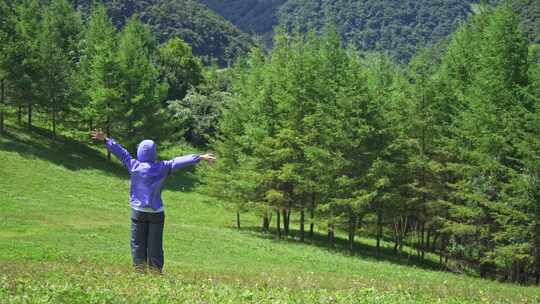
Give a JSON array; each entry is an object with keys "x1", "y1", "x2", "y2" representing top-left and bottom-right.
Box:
[{"x1": 0, "y1": 123, "x2": 539, "y2": 303}]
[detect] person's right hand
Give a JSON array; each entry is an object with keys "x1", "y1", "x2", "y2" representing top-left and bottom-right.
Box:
[
  {"x1": 90, "y1": 129, "x2": 106, "y2": 141},
  {"x1": 200, "y1": 153, "x2": 216, "y2": 164}
]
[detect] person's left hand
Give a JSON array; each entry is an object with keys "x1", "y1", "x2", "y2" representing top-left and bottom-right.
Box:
[{"x1": 200, "y1": 153, "x2": 216, "y2": 164}]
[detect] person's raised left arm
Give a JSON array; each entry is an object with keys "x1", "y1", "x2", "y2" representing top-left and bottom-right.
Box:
[{"x1": 165, "y1": 153, "x2": 216, "y2": 174}]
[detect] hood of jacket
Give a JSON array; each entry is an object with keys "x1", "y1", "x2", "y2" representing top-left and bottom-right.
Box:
[{"x1": 137, "y1": 140, "x2": 157, "y2": 162}]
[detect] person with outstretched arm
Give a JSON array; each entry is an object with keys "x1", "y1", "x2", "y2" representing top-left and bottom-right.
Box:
[{"x1": 90, "y1": 129, "x2": 216, "y2": 273}]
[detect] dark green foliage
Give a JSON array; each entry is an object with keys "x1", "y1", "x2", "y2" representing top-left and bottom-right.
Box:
[
  {"x1": 4, "y1": 0, "x2": 82, "y2": 133},
  {"x1": 204, "y1": 4, "x2": 540, "y2": 284},
  {"x1": 115, "y1": 17, "x2": 167, "y2": 147},
  {"x1": 72, "y1": 0, "x2": 254, "y2": 66},
  {"x1": 199, "y1": 0, "x2": 286, "y2": 44},
  {"x1": 201, "y1": 0, "x2": 539, "y2": 63},
  {"x1": 166, "y1": 67, "x2": 230, "y2": 145},
  {"x1": 77, "y1": 3, "x2": 120, "y2": 135},
  {"x1": 157, "y1": 37, "x2": 203, "y2": 103},
  {"x1": 440, "y1": 6, "x2": 531, "y2": 281},
  {"x1": 37, "y1": 0, "x2": 82, "y2": 137},
  {"x1": 0, "y1": 0, "x2": 15, "y2": 134},
  {"x1": 509, "y1": 0, "x2": 540, "y2": 44},
  {"x1": 199, "y1": 0, "x2": 480, "y2": 62},
  {"x1": 6, "y1": 0, "x2": 43, "y2": 127},
  {"x1": 278, "y1": 0, "x2": 476, "y2": 62}
]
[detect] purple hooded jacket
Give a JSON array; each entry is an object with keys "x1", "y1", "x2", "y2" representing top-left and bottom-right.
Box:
[{"x1": 105, "y1": 138, "x2": 200, "y2": 211}]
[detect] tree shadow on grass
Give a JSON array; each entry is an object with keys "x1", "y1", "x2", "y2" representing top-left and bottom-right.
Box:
[
  {"x1": 164, "y1": 169, "x2": 198, "y2": 192},
  {"x1": 0, "y1": 126, "x2": 128, "y2": 178},
  {"x1": 237, "y1": 225, "x2": 444, "y2": 273},
  {"x1": 0, "y1": 125, "x2": 198, "y2": 192}
]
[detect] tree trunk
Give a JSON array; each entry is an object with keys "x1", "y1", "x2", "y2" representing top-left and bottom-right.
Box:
[
  {"x1": 421, "y1": 222, "x2": 425, "y2": 262},
  {"x1": 310, "y1": 192, "x2": 315, "y2": 241},
  {"x1": 440, "y1": 235, "x2": 448, "y2": 268},
  {"x1": 17, "y1": 104, "x2": 22, "y2": 124},
  {"x1": 236, "y1": 212, "x2": 240, "y2": 230},
  {"x1": 536, "y1": 229, "x2": 540, "y2": 284},
  {"x1": 416, "y1": 222, "x2": 422, "y2": 260},
  {"x1": 535, "y1": 198, "x2": 540, "y2": 286},
  {"x1": 348, "y1": 213, "x2": 357, "y2": 254},
  {"x1": 431, "y1": 233, "x2": 439, "y2": 252},
  {"x1": 282, "y1": 209, "x2": 289, "y2": 237},
  {"x1": 426, "y1": 228, "x2": 431, "y2": 253},
  {"x1": 0, "y1": 79, "x2": 4, "y2": 135},
  {"x1": 376, "y1": 209, "x2": 382, "y2": 258},
  {"x1": 420, "y1": 83, "x2": 428, "y2": 262},
  {"x1": 27, "y1": 103, "x2": 32, "y2": 129},
  {"x1": 401, "y1": 218, "x2": 410, "y2": 253},
  {"x1": 276, "y1": 210, "x2": 281, "y2": 239},
  {"x1": 106, "y1": 118, "x2": 111, "y2": 161},
  {"x1": 287, "y1": 210, "x2": 291, "y2": 234},
  {"x1": 262, "y1": 212, "x2": 270, "y2": 233},
  {"x1": 300, "y1": 208, "x2": 305, "y2": 242},
  {"x1": 51, "y1": 108, "x2": 56, "y2": 140},
  {"x1": 327, "y1": 223, "x2": 335, "y2": 249},
  {"x1": 0, "y1": 105, "x2": 3, "y2": 135},
  {"x1": 393, "y1": 217, "x2": 400, "y2": 255}
]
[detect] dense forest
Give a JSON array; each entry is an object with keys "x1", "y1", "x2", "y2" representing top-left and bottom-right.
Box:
[
  {"x1": 278, "y1": 0, "x2": 479, "y2": 61},
  {"x1": 1, "y1": 0, "x2": 540, "y2": 286},
  {"x1": 64, "y1": 0, "x2": 540, "y2": 64},
  {"x1": 510, "y1": 0, "x2": 540, "y2": 44},
  {"x1": 72, "y1": 0, "x2": 254, "y2": 65},
  {"x1": 203, "y1": 5, "x2": 540, "y2": 284},
  {"x1": 199, "y1": 0, "x2": 286, "y2": 38},
  {"x1": 200, "y1": 0, "x2": 539, "y2": 62},
  {"x1": 0, "y1": 0, "x2": 215, "y2": 150}
]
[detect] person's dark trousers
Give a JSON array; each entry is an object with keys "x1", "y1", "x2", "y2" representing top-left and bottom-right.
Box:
[{"x1": 131, "y1": 209, "x2": 165, "y2": 272}]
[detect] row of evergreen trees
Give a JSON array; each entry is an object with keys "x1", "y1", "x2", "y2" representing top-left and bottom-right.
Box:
[
  {"x1": 204, "y1": 5, "x2": 540, "y2": 284},
  {"x1": 0, "y1": 0, "x2": 205, "y2": 149}
]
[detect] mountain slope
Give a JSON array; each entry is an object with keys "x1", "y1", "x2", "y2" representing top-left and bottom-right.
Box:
[
  {"x1": 279, "y1": 0, "x2": 475, "y2": 61},
  {"x1": 199, "y1": 0, "x2": 539, "y2": 62},
  {"x1": 511, "y1": 0, "x2": 540, "y2": 44},
  {"x1": 73, "y1": 0, "x2": 254, "y2": 65},
  {"x1": 199, "y1": 0, "x2": 286, "y2": 37}
]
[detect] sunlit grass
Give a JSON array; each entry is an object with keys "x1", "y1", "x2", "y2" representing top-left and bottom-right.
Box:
[{"x1": 0, "y1": 123, "x2": 538, "y2": 303}]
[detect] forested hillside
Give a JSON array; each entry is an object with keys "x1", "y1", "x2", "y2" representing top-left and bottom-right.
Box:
[
  {"x1": 67, "y1": 0, "x2": 539, "y2": 63},
  {"x1": 72, "y1": 0, "x2": 253, "y2": 65},
  {"x1": 199, "y1": 0, "x2": 539, "y2": 62},
  {"x1": 199, "y1": 0, "x2": 286, "y2": 36},
  {"x1": 511, "y1": 0, "x2": 540, "y2": 44},
  {"x1": 279, "y1": 0, "x2": 477, "y2": 61}
]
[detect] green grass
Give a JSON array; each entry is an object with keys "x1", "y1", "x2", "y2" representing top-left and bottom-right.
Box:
[{"x1": 0, "y1": 123, "x2": 539, "y2": 303}]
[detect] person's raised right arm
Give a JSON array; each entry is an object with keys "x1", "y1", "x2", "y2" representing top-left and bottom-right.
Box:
[{"x1": 91, "y1": 129, "x2": 135, "y2": 171}]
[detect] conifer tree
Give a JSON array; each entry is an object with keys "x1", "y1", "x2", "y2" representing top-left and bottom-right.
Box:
[
  {"x1": 399, "y1": 49, "x2": 451, "y2": 261},
  {"x1": 79, "y1": 3, "x2": 120, "y2": 159},
  {"x1": 202, "y1": 48, "x2": 269, "y2": 231},
  {"x1": 37, "y1": 0, "x2": 82, "y2": 138},
  {"x1": 9, "y1": 0, "x2": 42, "y2": 129},
  {"x1": 116, "y1": 16, "x2": 167, "y2": 147},
  {"x1": 0, "y1": 0, "x2": 15, "y2": 134},
  {"x1": 442, "y1": 5, "x2": 531, "y2": 281},
  {"x1": 157, "y1": 37, "x2": 203, "y2": 103}
]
